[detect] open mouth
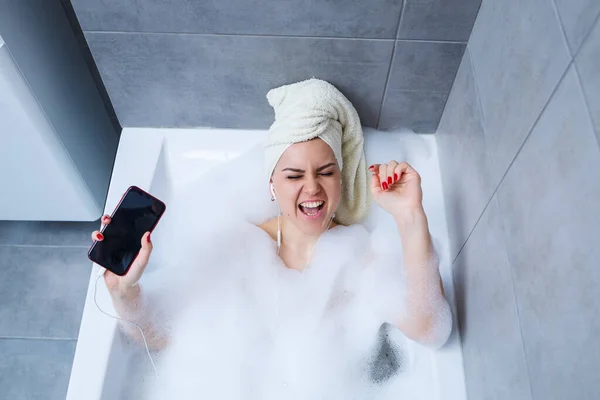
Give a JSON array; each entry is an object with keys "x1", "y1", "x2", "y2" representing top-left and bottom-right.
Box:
[{"x1": 298, "y1": 201, "x2": 325, "y2": 217}]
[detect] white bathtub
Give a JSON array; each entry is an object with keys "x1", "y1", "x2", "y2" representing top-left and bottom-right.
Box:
[{"x1": 66, "y1": 127, "x2": 467, "y2": 400}]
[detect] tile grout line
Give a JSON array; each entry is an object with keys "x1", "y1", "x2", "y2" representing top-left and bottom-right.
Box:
[
  {"x1": 549, "y1": 0, "x2": 575, "y2": 59},
  {"x1": 375, "y1": 0, "x2": 406, "y2": 128},
  {"x1": 451, "y1": 186, "x2": 495, "y2": 264},
  {"x1": 572, "y1": 62, "x2": 600, "y2": 151},
  {"x1": 84, "y1": 29, "x2": 467, "y2": 44},
  {"x1": 453, "y1": 59, "x2": 574, "y2": 264},
  {"x1": 571, "y1": 6, "x2": 600, "y2": 58},
  {"x1": 571, "y1": 13, "x2": 600, "y2": 150},
  {"x1": 397, "y1": 38, "x2": 466, "y2": 44},
  {"x1": 85, "y1": 30, "x2": 396, "y2": 42},
  {"x1": 374, "y1": 44, "x2": 396, "y2": 128}
]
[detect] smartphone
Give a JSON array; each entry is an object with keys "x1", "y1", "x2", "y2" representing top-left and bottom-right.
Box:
[{"x1": 88, "y1": 186, "x2": 166, "y2": 276}]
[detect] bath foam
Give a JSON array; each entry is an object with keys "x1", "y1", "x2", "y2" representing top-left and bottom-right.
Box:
[{"x1": 134, "y1": 144, "x2": 450, "y2": 399}]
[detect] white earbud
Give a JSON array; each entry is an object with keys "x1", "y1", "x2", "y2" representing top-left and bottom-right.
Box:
[{"x1": 270, "y1": 183, "x2": 276, "y2": 200}]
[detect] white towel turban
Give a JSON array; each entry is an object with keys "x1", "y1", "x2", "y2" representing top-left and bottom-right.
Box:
[{"x1": 264, "y1": 78, "x2": 370, "y2": 226}]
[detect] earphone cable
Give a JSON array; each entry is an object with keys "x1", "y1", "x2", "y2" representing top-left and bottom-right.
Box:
[{"x1": 93, "y1": 273, "x2": 158, "y2": 377}]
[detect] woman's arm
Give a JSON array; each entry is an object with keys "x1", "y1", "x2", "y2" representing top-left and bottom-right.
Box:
[
  {"x1": 394, "y1": 207, "x2": 451, "y2": 348},
  {"x1": 368, "y1": 161, "x2": 451, "y2": 348},
  {"x1": 93, "y1": 216, "x2": 169, "y2": 351},
  {"x1": 109, "y1": 284, "x2": 168, "y2": 351}
]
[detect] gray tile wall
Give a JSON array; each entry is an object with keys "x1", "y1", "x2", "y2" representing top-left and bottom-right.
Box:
[
  {"x1": 0, "y1": 221, "x2": 97, "y2": 400},
  {"x1": 70, "y1": 0, "x2": 481, "y2": 132},
  {"x1": 437, "y1": 0, "x2": 600, "y2": 398}
]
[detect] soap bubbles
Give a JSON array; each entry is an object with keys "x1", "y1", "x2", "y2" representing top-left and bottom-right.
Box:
[{"x1": 133, "y1": 145, "x2": 444, "y2": 399}]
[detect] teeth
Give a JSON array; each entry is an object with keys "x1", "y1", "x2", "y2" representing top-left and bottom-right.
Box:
[{"x1": 300, "y1": 201, "x2": 324, "y2": 208}]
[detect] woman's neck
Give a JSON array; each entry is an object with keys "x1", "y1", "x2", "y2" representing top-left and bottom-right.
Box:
[
  {"x1": 280, "y1": 216, "x2": 321, "y2": 254},
  {"x1": 279, "y1": 216, "x2": 336, "y2": 270}
]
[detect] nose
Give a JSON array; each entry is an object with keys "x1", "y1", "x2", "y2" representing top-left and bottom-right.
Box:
[{"x1": 303, "y1": 175, "x2": 322, "y2": 196}]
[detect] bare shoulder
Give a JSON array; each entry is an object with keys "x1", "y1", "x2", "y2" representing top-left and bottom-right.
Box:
[{"x1": 258, "y1": 218, "x2": 278, "y2": 241}]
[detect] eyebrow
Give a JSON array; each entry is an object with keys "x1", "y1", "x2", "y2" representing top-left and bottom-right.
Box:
[{"x1": 282, "y1": 162, "x2": 337, "y2": 173}]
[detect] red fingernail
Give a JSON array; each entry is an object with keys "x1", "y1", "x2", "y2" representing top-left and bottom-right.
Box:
[
  {"x1": 96, "y1": 233, "x2": 104, "y2": 241},
  {"x1": 394, "y1": 173, "x2": 399, "y2": 182},
  {"x1": 382, "y1": 182, "x2": 388, "y2": 190},
  {"x1": 369, "y1": 165, "x2": 375, "y2": 170},
  {"x1": 147, "y1": 233, "x2": 151, "y2": 243},
  {"x1": 388, "y1": 176, "x2": 392, "y2": 185}
]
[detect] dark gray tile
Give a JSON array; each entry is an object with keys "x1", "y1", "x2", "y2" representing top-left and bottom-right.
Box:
[
  {"x1": 468, "y1": 0, "x2": 571, "y2": 182},
  {"x1": 0, "y1": 246, "x2": 91, "y2": 338},
  {"x1": 390, "y1": 41, "x2": 466, "y2": 93},
  {"x1": 554, "y1": 0, "x2": 600, "y2": 54},
  {"x1": 0, "y1": 220, "x2": 99, "y2": 246},
  {"x1": 378, "y1": 90, "x2": 447, "y2": 132},
  {"x1": 498, "y1": 66, "x2": 600, "y2": 400},
  {"x1": 72, "y1": 0, "x2": 403, "y2": 38},
  {"x1": 437, "y1": 49, "x2": 495, "y2": 260},
  {"x1": 380, "y1": 38, "x2": 464, "y2": 131},
  {"x1": 397, "y1": 0, "x2": 482, "y2": 41},
  {"x1": 0, "y1": 339, "x2": 76, "y2": 400},
  {"x1": 576, "y1": 18, "x2": 600, "y2": 143},
  {"x1": 86, "y1": 33, "x2": 393, "y2": 128},
  {"x1": 454, "y1": 196, "x2": 532, "y2": 400}
]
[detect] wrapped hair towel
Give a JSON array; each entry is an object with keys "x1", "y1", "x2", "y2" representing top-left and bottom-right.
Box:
[{"x1": 264, "y1": 78, "x2": 370, "y2": 226}]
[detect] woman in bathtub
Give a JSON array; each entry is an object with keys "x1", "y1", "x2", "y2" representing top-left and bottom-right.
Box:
[{"x1": 92, "y1": 79, "x2": 451, "y2": 397}]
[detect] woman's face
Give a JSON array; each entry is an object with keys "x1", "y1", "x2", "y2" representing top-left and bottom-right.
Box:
[{"x1": 270, "y1": 138, "x2": 342, "y2": 234}]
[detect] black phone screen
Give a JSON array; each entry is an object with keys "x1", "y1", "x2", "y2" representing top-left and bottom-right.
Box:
[{"x1": 88, "y1": 187, "x2": 166, "y2": 276}]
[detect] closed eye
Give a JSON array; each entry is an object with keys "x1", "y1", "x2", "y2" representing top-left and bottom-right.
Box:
[{"x1": 287, "y1": 172, "x2": 333, "y2": 180}]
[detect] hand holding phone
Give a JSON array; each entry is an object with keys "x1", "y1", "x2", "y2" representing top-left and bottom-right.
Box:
[
  {"x1": 88, "y1": 186, "x2": 166, "y2": 291},
  {"x1": 91, "y1": 220, "x2": 152, "y2": 292}
]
